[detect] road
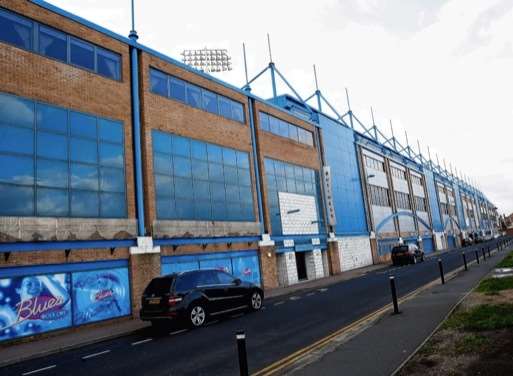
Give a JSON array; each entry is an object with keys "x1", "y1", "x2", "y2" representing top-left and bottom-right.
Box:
[{"x1": 1, "y1": 239, "x2": 502, "y2": 376}]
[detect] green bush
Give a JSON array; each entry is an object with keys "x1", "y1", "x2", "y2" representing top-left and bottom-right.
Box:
[{"x1": 477, "y1": 277, "x2": 513, "y2": 294}]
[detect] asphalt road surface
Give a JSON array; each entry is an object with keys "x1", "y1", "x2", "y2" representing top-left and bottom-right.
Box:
[{"x1": 1, "y1": 239, "x2": 502, "y2": 376}]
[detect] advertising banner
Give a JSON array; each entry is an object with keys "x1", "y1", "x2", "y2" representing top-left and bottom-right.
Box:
[
  {"x1": 0, "y1": 273, "x2": 72, "y2": 341},
  {"x1": 72, "y1": 268, "x2": 130, "y2": 325},
  {"x1": 231, "y1": 256, "x2": 261, "y2": 285}
]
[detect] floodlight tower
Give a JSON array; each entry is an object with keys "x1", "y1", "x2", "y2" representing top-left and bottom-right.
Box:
[{"x1": 181, "y1": 48, "x2": 233, "y2": 73}]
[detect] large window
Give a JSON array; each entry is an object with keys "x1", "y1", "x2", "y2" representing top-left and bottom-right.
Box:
[
  {"x1": 258, "y1": 112, "x2": 314, "y2": 147},
  {"x1": 368, "y1": 185, "x2": 390, "y2": 207},
  {"x1": 149, "y1": 68, "x2": 245, "y2": 124},
  {"x1": 264, "y1": 158, "x2": 323, "y2": 234},
  {"x1": 411, "y1": 174, "x2": 423, "y2": 187},
  {"x1": 152, "y1": 130, "x2": 254, "y2": 221},
  {"x1": 364, "y1": 155, "x2": 385, "y2": 172},
  {"x1": 0, "y1": 92, "x2": 126, "y2": 218},
  {"x1": 0, "y1": 8, "x2": 121, "y2": 80}
]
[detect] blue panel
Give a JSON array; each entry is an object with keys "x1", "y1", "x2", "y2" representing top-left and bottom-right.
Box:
[
  {"x1": 424, "y1": 169, "x2": 443, "y2": 231},
  {"x1": 423, "y1": 236, "x2": 434, "y2": 253},
  {"x1": 0, "y1": 184, "x2": 34, "y2": 216},
  {"x1": 70, "y1": 38, "x2": 94, "y2": 71},
  {"x1": 202, "y1": 90, "x2": 218, "y2": 114},
  {"x1": 0, "y1": 273, "x2": 71, "y2": 341},
  {"x1": 37, "y1": 132, "x2": 67, "y2": 160},
  {"x1": 36, "y1": 103, "x2": 67, "y2": 134},
  {"x1": 38, "y1": 25, "x2": 67, "y2": 63},
  {"x1": 0, "y1": 125, "x2": 34, "y2": 154},
  {"x1": 97, "y1": 48, "x2": 121, "y2": 80},
  {"x1": 0, "y1": 9, "x2": 33, "y2": 50},
  {"x1": 162, "y1": 261, "x2": 199, "y2": 275},
  {"x1": 0, "y1": 93, "x2": 34, "y2": 129},
  {"x1": 186, "y1": 84, "x2": 201, "y2": 109},
  {"x1": 71, "y1": 190, "x2": 99, "y2": 217},
  {"x1": 199, "y1": 258, "x2": 233, "y2": 274},
  {"x1": 70, "y1": 163, "x2": 99, "y2": 190},
  {"x1": 72, "y1": 267, "x2": 131, "y2": 325},
  {"x1": 70, "y1": 111, "x2": 97, "y2": 139},
  {"x1": 150, "y1": 69, "x2": 168, "y2": 97},
  {"x1": 70, "y1": 138, "x2": 97, "y2": 164},
  {"x1": 318, "y1": 114, "x2": 367, "y2": 235},
  {"x1": 231, "y1": 102, "x2": 244, "y2": 123},
  {"x1": 36, "y1": 187, "x2": 68, "y2": 216},
  {"x1": 231, "y1": 255, "x2": 261, "y2": 285},
  {"x1": 98, "y1": 119, "x2": 123, "y2": 143},
  {"x1": 0, "y1": 155, "x2": 34, "y2": 185},
  {"x1": 218, "y1": 97, "x2": 232, "y2": 119},
  {"x1": 169, "y1": 77, "x2": 186, "y2": 102}
]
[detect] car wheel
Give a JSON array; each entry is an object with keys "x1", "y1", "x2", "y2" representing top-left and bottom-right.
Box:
[
  {"x1": 412, "y1": 255, "x2": 417, "y2": 264},
  {"x1": 250, "y1": 291, "x2": 263, "y2": 311},
  {"x1": 188, "y1": 304, "x2": 207, "y2": 328},
  {"x1": 421, "y1": 254, "x2": 425, "y2": 262}
]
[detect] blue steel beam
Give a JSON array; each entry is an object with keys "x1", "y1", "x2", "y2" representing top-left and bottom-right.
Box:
[{"x1": 273, "y1": 66, "x2": 314, "y2": 116}]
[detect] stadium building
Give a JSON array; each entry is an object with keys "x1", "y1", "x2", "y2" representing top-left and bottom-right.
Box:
[{"x1": 0, "y1": 0, "x2": 500, "y2": 343}]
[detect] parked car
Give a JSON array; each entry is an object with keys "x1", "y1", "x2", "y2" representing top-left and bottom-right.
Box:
[
  {"x1": 140, "y1": 269, "x2": 264, "y2": 328},
  {"x1": 391, "y1": 244, "x2": 424, "y2": 266}
]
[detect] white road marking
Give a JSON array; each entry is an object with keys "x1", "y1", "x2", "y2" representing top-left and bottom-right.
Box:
[
  {"x1": 230, "y1": 313, "x2": 244, "y2": 318},
  {"x1": 131, "y1": 338, "x2": 153, "y2": 346},
  {"x1": 22, "y1": 365, "x2": 57, "y2": 375},
  {"x1": 274, "y1": 301, "x2": 285, "y2": 306},
  {"x1": 318, "y1": 288, "x2": 328, "y2": 292},
  {"x1": 81, "y1": 350, "x2": 111, "y2": 360},
  {"x1": 306, "y1": 292, "x2": 316, "y2": 296},
  {"x1": 169, "y1": 329, "x2": 188, "y2": 336},
  {"x1": 289, "y1": 296, "x2": 301, "y2": 300}
]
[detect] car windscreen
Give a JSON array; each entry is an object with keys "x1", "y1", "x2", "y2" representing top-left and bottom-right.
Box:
[
  {"x1": 392, "y1": 246, "x2": 409, "y2": 253},
  {"x1": 144, "y1": 277, "x2": 174, "y2": 296}
]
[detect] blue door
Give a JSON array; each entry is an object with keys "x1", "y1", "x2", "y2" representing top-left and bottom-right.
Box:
[{"x1": 422, "y1": 237, "x2": 434, "y2": 253}]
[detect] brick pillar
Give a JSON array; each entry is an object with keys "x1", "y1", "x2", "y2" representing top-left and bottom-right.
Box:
[
  {"x1": 129, "y1": 238, "x2": 161, "y2": 316},
  {"x1": 369, "y1": 237, "x2": 379, "y2": 264},
  {"x1": 258, "y1": 245, "x2": 279, "y2": 290},
  {"x1": 327, "y1": 239, "x2": 341, "y2": 276}
]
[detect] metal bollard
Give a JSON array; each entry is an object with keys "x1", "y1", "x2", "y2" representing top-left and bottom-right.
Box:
[
  {"x1": 488, "y1": 246, "x2": 491, "y2": 258},
  {"x1": 236, "y1": 330, "x2": 249, "y2": 376},
  {"x1": 438, "y1": 258, "x2": 445, "y2": 284},
  {"x1": 475, "y1": 250, "x2": 480, "y2": 264},
  {"x1": 482, "y1": 247, "x2": 486, "y2": 261},
  {"x1": 462, "y1": 252, "x2": 468, "y2": 271},
  {"x1": 389, "y1": 276, "x2": 400, "y2": 314}
]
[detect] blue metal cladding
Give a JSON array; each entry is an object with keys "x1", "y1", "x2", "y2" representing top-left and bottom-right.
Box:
[
  {"x1": 424, "y1": 169, "x2": 443, "y2": 232},
  {"x1": 319, "y1": 114, "x2": 368, "y2": 235},
  {"x1": 453, "y1": 183, "x2": 466, "y2": 230},
  {"x1": 423, "y1": 236, "x2": 434, "y2": 253}
]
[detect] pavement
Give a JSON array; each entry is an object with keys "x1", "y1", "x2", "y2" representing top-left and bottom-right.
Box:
[{"x1": 287, "y1": 242, "x2": 512, "y2": 376}]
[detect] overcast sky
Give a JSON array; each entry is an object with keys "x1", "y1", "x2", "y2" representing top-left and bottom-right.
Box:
[{"x1": 47, "y1": 0, "x2": 513, "y2": 215}]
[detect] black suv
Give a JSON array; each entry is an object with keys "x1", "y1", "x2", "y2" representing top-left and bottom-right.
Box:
[{"x1": 140, "y1": 269, "x2": 264, "y2": 328}]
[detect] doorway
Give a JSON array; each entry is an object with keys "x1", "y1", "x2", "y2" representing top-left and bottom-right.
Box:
[{"x1": 295, "y1": 252, "x2": 307, "y2": 281}]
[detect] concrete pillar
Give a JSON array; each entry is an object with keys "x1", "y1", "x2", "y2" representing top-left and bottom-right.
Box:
[
  {"x1": 326, "y1": 238, "x2": 341, "y2": 276},
  {"x1": 129, "y1": 237, "x2": 161, "y2": 316},
  {"x1": 305, "y1": 249, "x2": 324, "y2": 280},
  {"x1": 277, "y1": 251, "x2": 298, "y2": 286}
]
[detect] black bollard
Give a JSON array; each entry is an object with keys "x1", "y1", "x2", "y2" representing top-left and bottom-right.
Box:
[
  {"x1": 488, "y1": 246, "x2": 491, "y2": 258},
  {"x1": 475, "y1": 250, "x2": 480, "y2": 264},
  {"x1": 236, "y1": 330, "x2": 249, "y2": 376},
  {"x1": 482, "y1": 247, "x2": 486, "y2": 261},
  {"x1": 438, "y1": 258, "x2": 445, "y2": 284},
  {"x1": 389, "y1": 276, "x2": 400, "y2": 314},
  {"x1": 462, "y1": 252, "x2": 468, "y2": 271}
]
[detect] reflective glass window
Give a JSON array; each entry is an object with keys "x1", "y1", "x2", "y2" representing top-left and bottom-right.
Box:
[
  {"x1": 70, "y1": 163, "x2": 98, "y2": 190},
  {"x1": 36, "y1": 187, "x2": 68, "y2": 216},
  {"x1": 100, "y1": 192, "x2": 126, "y2": 217},
  {"x1": 97, "y1": 48, "x2": 121, "y2": 80},
  {"x1": 99, "y1": 119, "x2": 123, "y2": 143},
  {"x1": 37, "y1": 132, "x2": 67, "y2": 160},
  {"x1": 71, "y1": 190, "x2": 99, "y2": 217},
  {"x1": 0, "y1": 155, "x2": 33, "y2": 185},
  {"x1": 0, "y1": 93, "x2": 34, "y2": 128},
  {"x1": 150, "y1": 69, "x2": 168, "y2": 97},
  {"x1": 186, "y1": 84, "x2": 201, "y2": 109},
  {"x1": 202, "y1": 90, "x2": 218, "y2": 114},
  {"x1": 218, "y1": 97, "x2": 232, "y2": 119},
  {"x1": 99, "y1": 143, "x2": 124, "y2": 168},
  {"x1": 170, "y1": 77, "x2": 186, "y2": 102},
  {"x1": 0, "y1": 124, "x2": 34, "y2": 154},
  {"x1": 70, "y1": 111, "x2": 97, "y2": 139},
  {"x1": 36, "y1": 103, "x2": 67, "y2": 133},
  {"x1": 100, "y1": 167, "x2": 125, "y2": 192},
  {"x1": 38, "y1": 25, "x2": 67, "y2": 63},
  {"x1": 70, "y1": 138, "x2": 97, "y2": 164},
  {"x1": 0, "y1": 9, "x2": 32, "y2": 50},
  {"x1": 70, "y1": 38, "x2": 94, "y2": 71},
  {"x1": 36, "y1": 159, "x2": 68, "y2": 188},
  {"x1": 0, "y1": 184, "x2": 34, "y2": 216},
  {"x1": 231, "y1": 102, "x2": 244, "y2": 123}
]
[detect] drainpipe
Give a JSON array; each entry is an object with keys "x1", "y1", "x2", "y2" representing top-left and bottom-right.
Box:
[
  {"x1": 129, "y1": 30, "x2": 145, "y2": 236},
  {"x1": 247, "y1": 97, "x2": 265, "y2": 233}
]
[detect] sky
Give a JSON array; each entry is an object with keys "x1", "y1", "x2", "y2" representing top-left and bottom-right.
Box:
[{"x1": 46, "y1": 0, "x2": 513, "y2": 215}]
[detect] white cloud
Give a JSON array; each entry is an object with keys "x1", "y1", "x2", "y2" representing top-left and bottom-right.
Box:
[{"x1": 45, "y1": 0, "x2": 513, "y2": 214}]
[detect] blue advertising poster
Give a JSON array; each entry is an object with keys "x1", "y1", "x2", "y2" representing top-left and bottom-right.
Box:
[
  {"x1": 0, "y1": 273, "x2": 72, "y2": 341},
  {"x1": 199, "y1": 258, "x2": 233, "y2": 274},
  {"x1": 162, "y1": 261, "x2": 199, "y2": 275},
  {"x1": 231, "y1": 256, "x2": 261, "y2": 285},
  {"x1": 72, "y1": 268, "x2": 130, "y2": 325}
]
